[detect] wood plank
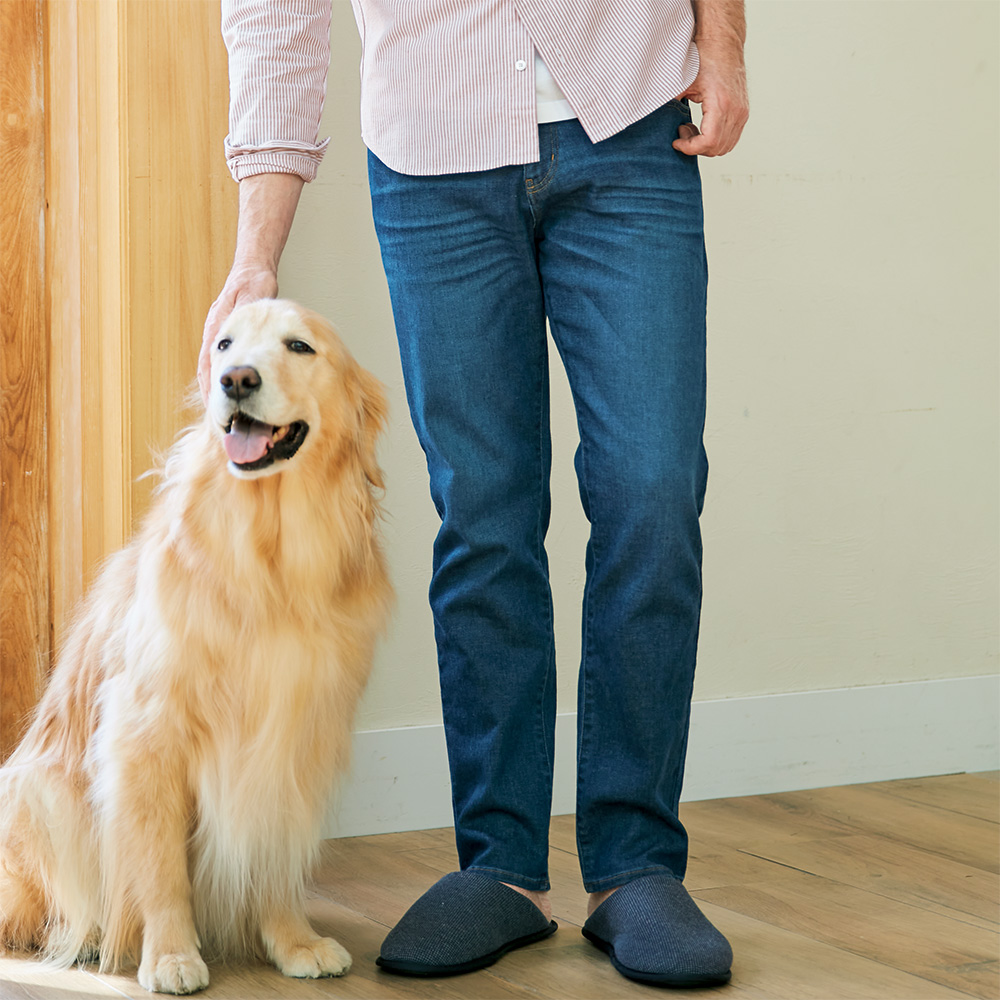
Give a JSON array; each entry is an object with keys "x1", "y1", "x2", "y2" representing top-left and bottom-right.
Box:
[
  {"x1": 767, "y1": 783, "x2": 1000, "y2": 873},
  {"x1": 863, "y1": 773, "x2": 1000, "y2": 824},
  {"x1": 677, "y1": 789, "x2": 863, "y2": 851},
  {"x1": 685, "y1": 839, "x2": 813, "y2": 892},
  {"x1": 0, "y1": 0, "x2": 48, "y2": 760},
  {"x1": 742, "y1": 830, "x2": 999, "y2": 926},
  {"x1": 698, "y1": 870, "x2": 1000, "y2": 997},
  {"x1": 0, "y1": 955, "x2": 130, "y2": 999},
  {"x1": 709, "y1": 903, "x2": 977, "y2": 1000}
]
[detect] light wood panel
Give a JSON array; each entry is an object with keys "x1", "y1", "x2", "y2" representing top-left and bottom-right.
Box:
[
  {"x1": 0, "y1": 0, "x2": 48, "y2": 761},
  {"x1": 46, "y1": 0, "x2": 130, "y2": 653},
  {"x1": 45, "y1": 0, "x2": 236, "y2": 654},
  {"x1": 124, "y1": 0, "x2": 237, "y2": 521},
  {"x1": 1, "y1": 773, "x2": 994, "y2": 999},
  {"x1": 43, "y1": 0, "x2": 85, "y2": 674}
]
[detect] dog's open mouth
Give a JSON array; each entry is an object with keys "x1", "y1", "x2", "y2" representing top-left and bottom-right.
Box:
[{"x1": 223, "y1": 413, "x2": 309, "y2": 471}]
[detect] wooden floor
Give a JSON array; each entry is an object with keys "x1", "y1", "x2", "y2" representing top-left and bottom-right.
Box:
[{"x1": 1, "y1": 772, "x2": 997, "y2": 999}]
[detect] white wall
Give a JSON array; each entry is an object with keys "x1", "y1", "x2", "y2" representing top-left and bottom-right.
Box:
[{"x1": 277, "y1": 1, "x2": 998, "y2": 739}]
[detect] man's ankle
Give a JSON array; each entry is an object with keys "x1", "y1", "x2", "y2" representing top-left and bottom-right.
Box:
[
  {"x1": 587, "y1": 885, "x2": 620, "y2": 917},
  {"x1": 502, "y1": 882, "x2": 553, "y2": 921}
]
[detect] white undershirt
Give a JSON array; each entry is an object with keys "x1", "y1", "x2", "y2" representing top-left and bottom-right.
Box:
[{"x1": 534, "y1": 50, "x2": 576, "y2": 123}]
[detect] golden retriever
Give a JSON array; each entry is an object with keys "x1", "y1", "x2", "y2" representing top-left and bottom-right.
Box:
[{"x1": 0, "y1": 299, "x2": 391, "y2": 994}]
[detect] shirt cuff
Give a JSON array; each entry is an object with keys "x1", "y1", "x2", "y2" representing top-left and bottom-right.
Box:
[{"x1": 224, "y1": 136, "x2": 332, "y2": 183}]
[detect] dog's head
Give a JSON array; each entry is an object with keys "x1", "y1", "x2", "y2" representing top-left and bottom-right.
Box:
[{"x1": 207, "y1": 299, "x2": 386, "y2": 483}]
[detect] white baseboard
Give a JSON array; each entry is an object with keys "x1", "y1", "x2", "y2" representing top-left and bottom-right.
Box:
[{"x1": 325, "y1": 675, "x2": 999, "y2": 838}]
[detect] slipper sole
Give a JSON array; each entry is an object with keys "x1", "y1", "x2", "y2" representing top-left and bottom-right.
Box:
[
  {"x1": 378, "y1": 920, "x2": 558, "y2": 977},
  {"x1": 583, "y1": 927, "x2": 732, "y2": 988}
]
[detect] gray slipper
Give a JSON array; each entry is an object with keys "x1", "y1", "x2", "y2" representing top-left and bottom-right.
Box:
[
  {"x1": 582, "y1": 872, "x2": 732, "y2": 987},
  {"x1": 377, "y1": 870, "x2": 557, "y2": 977}
]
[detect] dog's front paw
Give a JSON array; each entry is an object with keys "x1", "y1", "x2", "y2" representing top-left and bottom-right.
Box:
[
  {"x1": 137, "y1": 951, "x2": 210, "y2": 995},
  {"x1": 273, "y1": 936, "x2": 351, "y2": 978}
]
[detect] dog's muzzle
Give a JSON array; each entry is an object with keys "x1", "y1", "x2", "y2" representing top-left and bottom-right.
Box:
[{"x1": 223, "y1": 413, "x2": 309, "y2": 471}]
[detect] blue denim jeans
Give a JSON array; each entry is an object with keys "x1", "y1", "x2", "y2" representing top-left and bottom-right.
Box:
[{"x1": 368, "y1": 100, "x2": 708, "y2": 893}]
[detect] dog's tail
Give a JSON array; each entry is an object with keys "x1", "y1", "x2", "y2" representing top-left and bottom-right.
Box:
[
  {"x1": 0, "y1": 761, "x2": 102, "y2": 966},
  {"x1": 0, "y1": 766, "x2": 48, "y2": 955}
]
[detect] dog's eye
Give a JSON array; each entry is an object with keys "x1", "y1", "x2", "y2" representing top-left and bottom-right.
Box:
[
  {"x1": 217, "y1": 338, "x2": 232, "y2": 352},
  {"x1": 286, "y1": 340, "x2": 315, "y2": 355}
]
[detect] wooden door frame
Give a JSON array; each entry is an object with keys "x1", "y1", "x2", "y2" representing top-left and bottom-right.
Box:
[{"x1": 1, "y1": 0, "x2": 48, "y2": 760}]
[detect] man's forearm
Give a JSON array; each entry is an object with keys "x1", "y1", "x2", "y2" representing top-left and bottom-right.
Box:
[
  {"x1": 692, "y1": 0, "x2": 746, "y2": 51},
  {"x1": 232, "y1": 172, "x2": 305, "y2": 272}
]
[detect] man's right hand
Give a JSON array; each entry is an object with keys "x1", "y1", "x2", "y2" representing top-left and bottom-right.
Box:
[{"x1": 199, "y1": 264, "x2": 279, "y2": 403}]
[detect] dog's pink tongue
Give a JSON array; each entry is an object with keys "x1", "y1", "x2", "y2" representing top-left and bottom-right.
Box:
[{"x1": 224, "y1": 419, "x2": 271, "y2": 464}]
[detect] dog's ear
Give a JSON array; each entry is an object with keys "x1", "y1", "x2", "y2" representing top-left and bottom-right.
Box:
[
  {"x1": 298, "y1": 306, "x2": 388, "y2": 488},
  {"x1": 350, "y1": 364, "x2": 388, "y2": 490}
]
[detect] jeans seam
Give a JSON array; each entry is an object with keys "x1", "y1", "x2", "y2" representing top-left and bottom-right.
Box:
[
  {"x1": 575, "y1": 431, "x2": 599, "y2": 880},
  {"x1": 535, "y1": 333, "x2": 553, "y2": 785}
]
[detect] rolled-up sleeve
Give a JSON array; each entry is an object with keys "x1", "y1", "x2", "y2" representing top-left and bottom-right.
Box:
[{"x1": 222, "y1": 0, "x2": 333, "y2": 182}]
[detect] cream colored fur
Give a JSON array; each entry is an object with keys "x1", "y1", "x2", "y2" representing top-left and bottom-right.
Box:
[{"x1": 0, "y1": 300, "x2": 392, "y2": 994}]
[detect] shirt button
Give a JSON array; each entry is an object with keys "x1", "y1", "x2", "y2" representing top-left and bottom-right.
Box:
[{"x1": 515, "y1": 59, "x2": 527, "y2": 71}]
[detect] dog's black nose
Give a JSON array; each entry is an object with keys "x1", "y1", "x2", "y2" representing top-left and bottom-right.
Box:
[{"x1": 220, "y1": 365, "x2": 261, "y2": 401}]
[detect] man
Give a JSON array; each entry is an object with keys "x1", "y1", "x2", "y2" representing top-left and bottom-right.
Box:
[{"x1": 202, "y1": 0, "x2": 748, "y2": 987}]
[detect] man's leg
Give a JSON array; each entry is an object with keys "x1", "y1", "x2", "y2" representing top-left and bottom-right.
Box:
[
  {"x1": 534, "y1": 104, "x2": 731, "y2": 986},
  {"x1": 367, "y1": 151, "x2": 559, "y2": 975}
]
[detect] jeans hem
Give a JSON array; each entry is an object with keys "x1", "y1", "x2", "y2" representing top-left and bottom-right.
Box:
[
  {"x1": 583, "y1": 864, "x2": 680, "y2": 894},
  {"x1": 465, "y1": 865, "x2": 551, "y2": 892}
]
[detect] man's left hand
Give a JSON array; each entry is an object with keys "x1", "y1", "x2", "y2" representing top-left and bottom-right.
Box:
[{"x1": 672, "y1": 41, "x2": 749, "y2": 157}]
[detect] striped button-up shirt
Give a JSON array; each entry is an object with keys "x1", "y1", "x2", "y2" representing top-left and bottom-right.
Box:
[{"x1": 223, "y1": 1, "x2": 699, "y2": 179}]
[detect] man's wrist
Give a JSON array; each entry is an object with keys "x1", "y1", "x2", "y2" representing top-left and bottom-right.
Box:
[
  {"x1": 693, "y1": 31, "x2": 747, "y2": 73},
  {"x1": 694, "y1": 31, "x2": 746, "y2": 60},
  {"x1": 692, "y1": 0, "x2": 746, "y2": 49},
  {"x1": 229, "y1": 257, "x2": 280, "y2": 278}
]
